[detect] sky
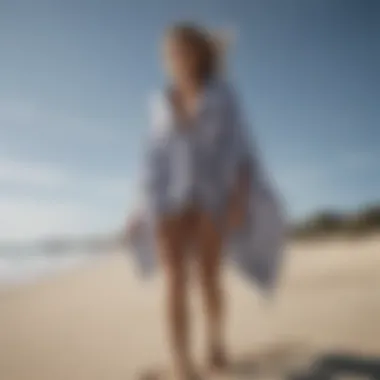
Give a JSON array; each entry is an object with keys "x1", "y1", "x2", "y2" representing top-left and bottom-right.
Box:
[{"x1": 0, "y1": 0, "x2": 379, "y2": 241}]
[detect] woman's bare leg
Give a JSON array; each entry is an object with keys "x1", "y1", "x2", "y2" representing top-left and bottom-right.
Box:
[
  {"x1": 156, "y1": 214, "x2": 195, "y2": 379},
  {"x1": 195, "y1": 212, "x2": 226, "y2": 370}
]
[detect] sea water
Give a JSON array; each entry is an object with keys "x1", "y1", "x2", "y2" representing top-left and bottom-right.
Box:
[{"x1": 0, "y1": 249, "x2": 98, "y2": 286}]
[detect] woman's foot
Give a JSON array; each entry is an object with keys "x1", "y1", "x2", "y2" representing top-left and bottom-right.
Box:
[{"x1": 207, "y1": 345, "x2": 228, "y2": 372}]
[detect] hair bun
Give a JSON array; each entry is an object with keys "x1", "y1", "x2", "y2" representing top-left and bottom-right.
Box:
[
  {"x1": 208, "y1": 28, "x2": 236, "y2": 75},
  {"x1": 209, "y1": 28, "x2": 237, "y2": 54}
]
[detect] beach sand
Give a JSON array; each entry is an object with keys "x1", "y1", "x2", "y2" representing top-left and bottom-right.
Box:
[{"x1": 0, "y1": 236, "x2": 379, "y2": 379}]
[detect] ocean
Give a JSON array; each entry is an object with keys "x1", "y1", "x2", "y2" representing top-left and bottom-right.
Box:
[{"x1": 0, "y1": 251, "x2": 99, "y2": 287}]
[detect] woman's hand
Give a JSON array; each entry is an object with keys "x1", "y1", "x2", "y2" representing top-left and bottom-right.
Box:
[
  {"x1": 226, "y1": 192, "x2": 247, "y2": 232},
  {"x1": 125, "y1": 214, "x2": 143, "y2": 242},
  {"x1": 226, "y1": 169, "x2": 250, "y2": 232}
]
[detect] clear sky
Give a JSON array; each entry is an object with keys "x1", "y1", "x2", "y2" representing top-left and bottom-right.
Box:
[{"x1": 0, "y1": 0, "x2": 379, "y2": 240}]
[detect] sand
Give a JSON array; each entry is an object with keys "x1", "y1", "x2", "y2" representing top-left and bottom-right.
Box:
[{"x1": 0, "y1": 236, "x2": 379, "y2": 380}]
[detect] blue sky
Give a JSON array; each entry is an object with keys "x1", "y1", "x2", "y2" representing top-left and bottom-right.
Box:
[{"x1": 0, "y1": 0, "x2": 379, "y2": 240}]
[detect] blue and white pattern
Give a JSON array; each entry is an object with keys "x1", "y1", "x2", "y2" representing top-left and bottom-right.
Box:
[{"x1": 128, "y1": 80, "x2": 286, "y2": 293}]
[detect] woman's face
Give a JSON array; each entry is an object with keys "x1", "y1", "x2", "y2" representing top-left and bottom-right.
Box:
[{"x1": 164, "y1": 36, "x2": 199, "y2": 86}]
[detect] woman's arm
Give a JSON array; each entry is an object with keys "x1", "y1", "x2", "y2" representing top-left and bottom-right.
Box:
[
  {"x1": 227, "y1": 162, "x2": 250, "y2": 228},
  {"x1": 222, "y1": 85, "x2": 253, "y2": 231}
]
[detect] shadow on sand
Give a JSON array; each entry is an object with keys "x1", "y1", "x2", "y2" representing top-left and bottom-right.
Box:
[
  {"x1": 288, "y1": 354, "x2": 380, "y2": 380},
  {"x1": 223, "y1": 342, "x2": 380, "y2": 380},
  {"x1": 139, "y1": 342, "x2": 380, "y2": 379}
]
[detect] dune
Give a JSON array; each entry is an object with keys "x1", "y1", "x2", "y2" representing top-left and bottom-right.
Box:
[{"x1": 0, "y1": 236, "x2": 379, "y2": 379}]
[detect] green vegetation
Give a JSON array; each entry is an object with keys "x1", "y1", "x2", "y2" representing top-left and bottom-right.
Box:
[{"x1": 291, "y1": 204, "x2": 380, "y2": 239}]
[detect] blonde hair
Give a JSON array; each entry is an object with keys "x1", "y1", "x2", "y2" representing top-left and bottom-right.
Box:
[{"x1": 165, "y1": 22, "x2": 231, "y2": 83}]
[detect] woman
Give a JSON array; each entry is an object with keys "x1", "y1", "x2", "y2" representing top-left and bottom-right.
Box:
[{"x1": 127, "y1": 22, "x2": 285, "y2": 380}]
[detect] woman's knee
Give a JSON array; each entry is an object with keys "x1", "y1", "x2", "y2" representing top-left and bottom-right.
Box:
[
  {"x1": 156, "y1": 216, "x2": 187, "y2": 292},
  {"x1": 197, "y1": 215, "x2": 222, "y2": 272}
]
